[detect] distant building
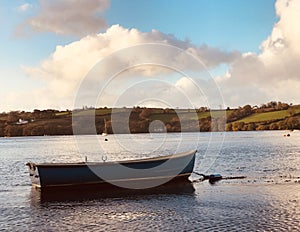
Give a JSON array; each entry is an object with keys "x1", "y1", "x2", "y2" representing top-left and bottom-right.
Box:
[{"x1": 16, "y1": 119, "x2": 29, "y2": 125}]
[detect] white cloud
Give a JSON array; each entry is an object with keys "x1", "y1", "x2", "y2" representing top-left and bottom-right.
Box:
[
  {"x1": 22, "y1": 25, "x2": 239, "y2": 110},
  {"x1": 17, "y1": 0, "x2": 109, "y2": 36},
  {"x1": 216, "y1": 0, "x2": 300, "y2": 107}
]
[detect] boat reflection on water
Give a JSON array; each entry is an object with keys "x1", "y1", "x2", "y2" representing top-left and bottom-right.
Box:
[{"x1": 30, "y1": 180, "x2": 195, "y2": 204}]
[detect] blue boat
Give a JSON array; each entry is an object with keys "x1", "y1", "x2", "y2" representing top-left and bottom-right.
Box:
[{"x1": 26, "y1": 150, "x2": 196, "y2": 190}]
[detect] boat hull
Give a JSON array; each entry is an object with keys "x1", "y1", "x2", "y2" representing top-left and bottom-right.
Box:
[{"x1": 27, "y1": 150, "x2": 196, "y2": 190}]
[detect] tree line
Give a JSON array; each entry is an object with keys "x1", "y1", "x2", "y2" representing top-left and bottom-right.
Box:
[{"x1": 0, "y1": 102, "x2": 299, "y2": 137}]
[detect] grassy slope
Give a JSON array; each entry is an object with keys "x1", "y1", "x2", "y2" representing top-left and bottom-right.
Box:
[
  {"x1": 236, "y1": 110, "x2": 289, "y2": 123},
  {"x1": 150, "y1": 110, "x2": 228, "y2": 122},
  {"x1": 149, "y1": 106, "x2": 300, "y2": 125},
  {"x1": 236, "y1": 105, "x2": 300, "y2": 123}
]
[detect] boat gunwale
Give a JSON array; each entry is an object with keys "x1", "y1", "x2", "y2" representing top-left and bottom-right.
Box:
[{"x1": 30, "y1": 150, "x2": 197, "y2": 167}]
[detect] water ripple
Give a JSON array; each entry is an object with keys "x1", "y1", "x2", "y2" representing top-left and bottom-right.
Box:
[{"x1": 1, "y1": 131, "x2": 300, "y2": 231}]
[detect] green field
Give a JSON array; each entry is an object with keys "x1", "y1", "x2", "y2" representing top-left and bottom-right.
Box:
[
  {"x1": 199, "y1": 110, "x2": 227, "y2": 119},
  {"x1": 236, "y1": 106, "x2": 300, "y2": 123},
  {"x1": 72, "y1": 108, "x2": 113, "y2": 117},
  {"x1": 150, "y1": 110, "x2": 227, "y2": 122}
]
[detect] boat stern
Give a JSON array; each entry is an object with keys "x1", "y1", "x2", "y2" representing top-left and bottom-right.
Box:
[{"x1": 26, "y1": 162, "x2": 41, "y2": 188}]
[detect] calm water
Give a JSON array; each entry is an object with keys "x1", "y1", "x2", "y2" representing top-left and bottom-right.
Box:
[{"x1": 0, "y1": 131, "x2": 299, "y2": 231}]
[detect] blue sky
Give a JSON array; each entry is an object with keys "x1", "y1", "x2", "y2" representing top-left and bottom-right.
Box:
[
  {"x1": 1, "y1": 0, "x2": 299, "y2": 111},
  {"x1": 106, "y1": 0, "x2": 277, "y2": 53}
]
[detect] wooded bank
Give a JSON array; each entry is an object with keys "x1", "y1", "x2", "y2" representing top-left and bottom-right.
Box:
[{"x1": 1, "y1": 102, "x2": 299, "y2": 137}]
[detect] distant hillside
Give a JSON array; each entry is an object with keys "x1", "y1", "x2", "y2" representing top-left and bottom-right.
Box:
[
  {"x1": 0, "y1": 102, "x2": 299, "y2": 137},
  {"x1": 226, "y1": 104, "x2": 300, "y2": 131}
]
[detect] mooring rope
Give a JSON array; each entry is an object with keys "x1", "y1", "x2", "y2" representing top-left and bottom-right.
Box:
[{"x1": 192, "y1": 171, "x2": 246, "y2": 182}]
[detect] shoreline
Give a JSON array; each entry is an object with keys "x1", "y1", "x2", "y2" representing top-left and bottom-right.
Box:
[
  {"x1": 1, "y1": 129, "x2": 298, "y2": 138},
  {"x1": 1, "y1": 103, "x2": 299, "y2": 137}
]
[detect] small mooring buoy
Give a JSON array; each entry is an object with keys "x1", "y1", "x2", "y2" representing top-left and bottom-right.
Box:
[
  {"x1": 208, "y1": 174, "x2": 222, "y2": 183},
  {"x1": 193, "y1": 172, "x2": 222, "y2": 183}
]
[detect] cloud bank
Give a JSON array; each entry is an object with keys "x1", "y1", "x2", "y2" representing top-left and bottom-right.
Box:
[
  {"x1": 23, "y1": 25, "x2": 240, "y2": 109},
  {"x1": 15, "y1": 0, "x2": 300, "y2": 111},
  {"x1": 216, "y1": 0, "x2": 300, "y2": 107}
]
